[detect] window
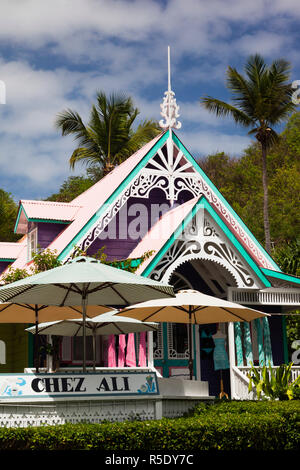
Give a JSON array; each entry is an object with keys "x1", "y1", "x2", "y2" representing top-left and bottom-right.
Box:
[{"x1": 27, "y1": 228, "x2": 37, "y2": 260}]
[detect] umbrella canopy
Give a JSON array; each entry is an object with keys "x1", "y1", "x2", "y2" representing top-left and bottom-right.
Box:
[
  {"x1": 26, "y1": 312, "x2": 158, "y2": 370},
  {"x1": 0, "y1": 303, "x2": 114, "y2": 372},
  {"x1": 25, "y1": 312, "x2": 158, "y2": 336},
  {"x1": 0, "y1": 303, "x2": 113, "y2": 323},
  {"x1": 118, "y1": 289, "x2": 270, "y2": 380},
  {"x1": 0, "y1": 256, "x2": 173, "y2": 371},
  {"x1": 0, "y1": 256, "x2": 173, "y2": 307}
]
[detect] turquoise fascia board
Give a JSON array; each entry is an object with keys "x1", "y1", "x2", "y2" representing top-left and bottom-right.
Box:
[
  {"x1": 58, "y1": 131, "x2": 169, "y2": 261},
  {"x1": 142, "y1": 196, "x2": 271, "y2": 287},
  {"x1": 0, "y1": 258, "x2": 15, "y2": 262},
  {"x1": 141, "y1": 200, "x2": 198, "y2": 278},
  {"x1": 13, "y1": 203, "x2": 28, "y2": 234},
  {"x1": 29, "y1": 219, "x2": 70, "y2": 225},
  {"x1": 262, "y1": 268, "x2": 300, "y2": 286},
  {"x1": 172, "y1": 132, "x2": 281, "y2": 272},
  {"x1": 14, "y1": 203, "x2": 70, "y2": 233}
]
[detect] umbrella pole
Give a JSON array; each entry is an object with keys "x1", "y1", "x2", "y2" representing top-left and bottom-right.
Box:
[
  {"x1": 82, "y1": 293, "x2": 87, "y2": 373},
  {"x1": 93, "y1": 328, "x2": 96, "y2": 372},
  {"x1": 34, "y1": 305, "x2": 39, "y2": 374},
  {"x1": 188, "y1": 306, "x2": 193, "y2": 381}
]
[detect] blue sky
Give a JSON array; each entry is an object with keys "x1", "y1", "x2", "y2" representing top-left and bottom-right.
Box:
[{"x1": 0, "y1": 0, "x2": 300, "y2": 201}]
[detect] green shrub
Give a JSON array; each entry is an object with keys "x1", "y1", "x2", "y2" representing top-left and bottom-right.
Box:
[{"x1": 0, "y1": 401, "x2": 298, "y2": 451}]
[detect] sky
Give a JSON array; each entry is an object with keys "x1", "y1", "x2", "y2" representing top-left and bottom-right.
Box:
[{"x1": 0, "y1": 0, "x2": 300, "y2": 202}]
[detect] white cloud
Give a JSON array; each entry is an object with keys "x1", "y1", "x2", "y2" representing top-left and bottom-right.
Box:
[
  {"x1": 236, "y1": 31, "x2": 291, "y2": 56},
  {"x1": 178, "y1": 130, "x2": 252, "y2": 157},
  {"x1": 0, "y1": 0, "x2": 299, "y2": 200}
]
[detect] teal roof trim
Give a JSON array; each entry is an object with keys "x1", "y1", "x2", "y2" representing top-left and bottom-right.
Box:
[
  {"x1": 172, "y1": 132, "x2": 281, "y2": 272},
  {"x1": 58, "y1": 131, "x2": 169, "y2": 261},
  {"x1": 141, "y1": 196, "x2": 271, "y2": 287},
  {"x1": 14, "y1": 203, "x2": 28, "y2": 233},
  {"x1": 29, "y1": 219, "x2": 70, "y2": 225},
  {"x1": 262, "y1": 268, "x2": 300, "y2": 286},
  {"x1": 14, "y1": 204, "x2": 71, "y2": 233}
]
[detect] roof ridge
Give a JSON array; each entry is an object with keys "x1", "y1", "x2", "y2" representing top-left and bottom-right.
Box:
[
  {"x1": 70, "y1": 131, "x2": 165, "y2": 205},
  {"x1": 21, "y1": 199, "x2": 81, "y2": 207}
]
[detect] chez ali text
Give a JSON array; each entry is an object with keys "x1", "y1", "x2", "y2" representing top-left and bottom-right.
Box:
[{"x1": 31, "y1": 376, "x2": 130, "y2": 393}]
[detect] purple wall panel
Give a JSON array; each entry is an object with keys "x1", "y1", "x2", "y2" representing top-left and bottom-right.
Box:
[
  {"x1": 37, "y1": 222, "x2": 67, "y2": 249},
  {"x1": 0, "y1": 261, "x2": 11, "y2": 275},
  {"x1": 87, "y1": 189, "x2": 174, "y2": 261}
]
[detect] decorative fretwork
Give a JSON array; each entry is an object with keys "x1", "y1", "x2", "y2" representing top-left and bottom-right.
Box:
[
  {"x1": 228, "y1": 287, "x2": 300, "y2": 306},
  {"x1": 167, "y1": 323, "x2": 190, "y2": 360},
  {"x1": 150, "y1": 214, "x2": 257, "y2": 289},
  {"x1": 203, "y1": 218, "x2": 219, "y2": 237},
  {"x1": 203, "y1": 242, "x2": 255, "y2": 287},
  {"x1": 64, "y1": 135, "x2": 274, "y2": 271},
  {"x1": 153, "y1": 325, "x2": 164, "y2": 359},
  {"x1": 151, "y1": 239, "x2": 201, "y2": 282},
  {"x1": 159, "y1": 46, "x2": 181, "y2": 130}
]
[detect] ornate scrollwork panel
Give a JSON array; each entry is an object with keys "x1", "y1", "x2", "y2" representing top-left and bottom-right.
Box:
[{"x1": 64, "y1": 136, "x2": 273, "y2": 270}]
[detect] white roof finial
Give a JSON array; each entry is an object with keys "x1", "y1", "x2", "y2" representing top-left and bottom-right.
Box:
[{"x1": 159, "y1": 46, "x2": 182, "y2": 130}]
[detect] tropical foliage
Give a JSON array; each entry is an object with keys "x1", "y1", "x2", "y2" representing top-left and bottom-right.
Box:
[
  {"x1": 55, "y1": 91, "x2": 161, "y2": 177},
  {"x1": 200, "y1": 54, "x2": 297, "y2": 253},
  {"x1": 199, "y1": 112, "x2": 300, "y2": 248},
  {"x1": 247, "y1": 362, "x2": 300, "y2": 400},
  {"x1": 0, "y1": 189, "x2": 21, "y2": 242},
  {"x1": 46, "y1": 176, "x2": 94, "y2": 202}
]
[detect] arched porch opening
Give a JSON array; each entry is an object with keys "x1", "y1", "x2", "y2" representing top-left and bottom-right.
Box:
[{"x1": 152, "y1": 257, "x2": 238, "y2": 397}]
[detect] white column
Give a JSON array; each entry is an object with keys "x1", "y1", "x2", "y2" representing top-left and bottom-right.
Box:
[
  {"x1": 195, "y1": 325, "x2": 201, "y2": 380},
  {"x1": 46, "y1": 335, "x2": 53, "y2": 372},
  {"x1": 147, "y1": 331, "x2": 154, "y2": 369},
  {"x1": 0, "y1": 340, "x2": 6, "y2": 364},
  {"x1": 228, "y1": 322, "x2": 236, "y2": 399}
]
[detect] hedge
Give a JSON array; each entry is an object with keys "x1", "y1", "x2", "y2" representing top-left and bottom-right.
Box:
[{"x1": 0, "y1": 400, "x2": 299, "y2": 451}]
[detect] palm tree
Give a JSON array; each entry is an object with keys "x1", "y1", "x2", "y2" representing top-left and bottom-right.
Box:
[
  {"x1": 56, "y1": 91, "x2": 161, "y2": 177},
  {"x1": 200, "y1": 54, "x2": 296, "y2": 254}
]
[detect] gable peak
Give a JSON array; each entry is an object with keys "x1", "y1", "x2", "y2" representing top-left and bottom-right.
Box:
[{"x1": 159, "y1": 46, "x2": 181, "y2": 130}]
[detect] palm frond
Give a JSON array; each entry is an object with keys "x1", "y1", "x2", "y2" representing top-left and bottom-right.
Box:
[
  {"x1": 56, "y1": 90, "x2": 159, "y2": 173},
  {"x1": 201, "y1": 96, "x2": 253, "y2": 127}
]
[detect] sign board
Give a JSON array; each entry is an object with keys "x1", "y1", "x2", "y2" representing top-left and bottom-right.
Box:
[{"x1": 0, "y1": 371, "x2": 159, "y2": 402}]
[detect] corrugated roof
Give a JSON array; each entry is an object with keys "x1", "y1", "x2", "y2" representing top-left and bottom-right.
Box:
[
  {"x1": 10, "y1": 131, "x2": 165, "y2": 264},
  {"x1": 48, "y1": 132, "x2": 166, "y2": 259},
  {"x1": 0, "y1": 242, "x2": 26, "y2": 260},
  {"x1": 20, "y1": 200, "x2": 81, "y2": 221}
]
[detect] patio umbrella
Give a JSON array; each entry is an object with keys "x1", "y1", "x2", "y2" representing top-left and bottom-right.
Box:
[
  {"x1": 117, "y1": 289, "x2": 270, "y2": 380},
  {"x1": 0, "y1": 256, "x2": 173, "y2": 371},
  {"x1": 26, "y1": 311, "x2": 158, "y2": 370},
  {"x1": 0, "y1": 302, "x2": 113, "y2": 371}
]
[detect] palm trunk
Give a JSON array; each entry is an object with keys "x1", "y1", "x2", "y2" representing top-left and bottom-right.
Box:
[
  {"x1": 102, "y1": 162, "x2": 115, "y2": 176},
  {"x1": 261, "y1": 142, "x2": 271, "y2": 254}
]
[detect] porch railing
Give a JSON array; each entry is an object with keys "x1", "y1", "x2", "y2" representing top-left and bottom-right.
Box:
[{"x1": 231, "y1": 365, "x2": 300, "y2": 400}]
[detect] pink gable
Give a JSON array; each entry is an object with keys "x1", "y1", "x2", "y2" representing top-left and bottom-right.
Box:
[
  {"x1": 21, "y1": 200, "x2": 81, "y2": 221},
  {"x1": 45, "y1": 132, "x2": 165, "y2": 258}
]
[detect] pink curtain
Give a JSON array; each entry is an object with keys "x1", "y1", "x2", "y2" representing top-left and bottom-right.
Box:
[
  {"x1": 138, "y1": 332, "x2": 147, "y2": 367},
  {"x1": 118, "y1": 334, "x2": 126, "y2": 367},
  {"x1": 126, "y1": 333, "x2": 136, "y2": 367},
  {"x1": 108, "y1": 335, "x2": 116, "y2": 367}
]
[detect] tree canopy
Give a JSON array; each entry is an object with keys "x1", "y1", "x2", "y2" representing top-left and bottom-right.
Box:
[
  {"x1": 0, "y1": 190, "x2": 21, "y2": 242},
  {"x1": 200, "y1": 54, "x2": 297, "y2": 254},
  {"x1": 55, "y1": 91, "x2": 161, "y2": 177}
]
